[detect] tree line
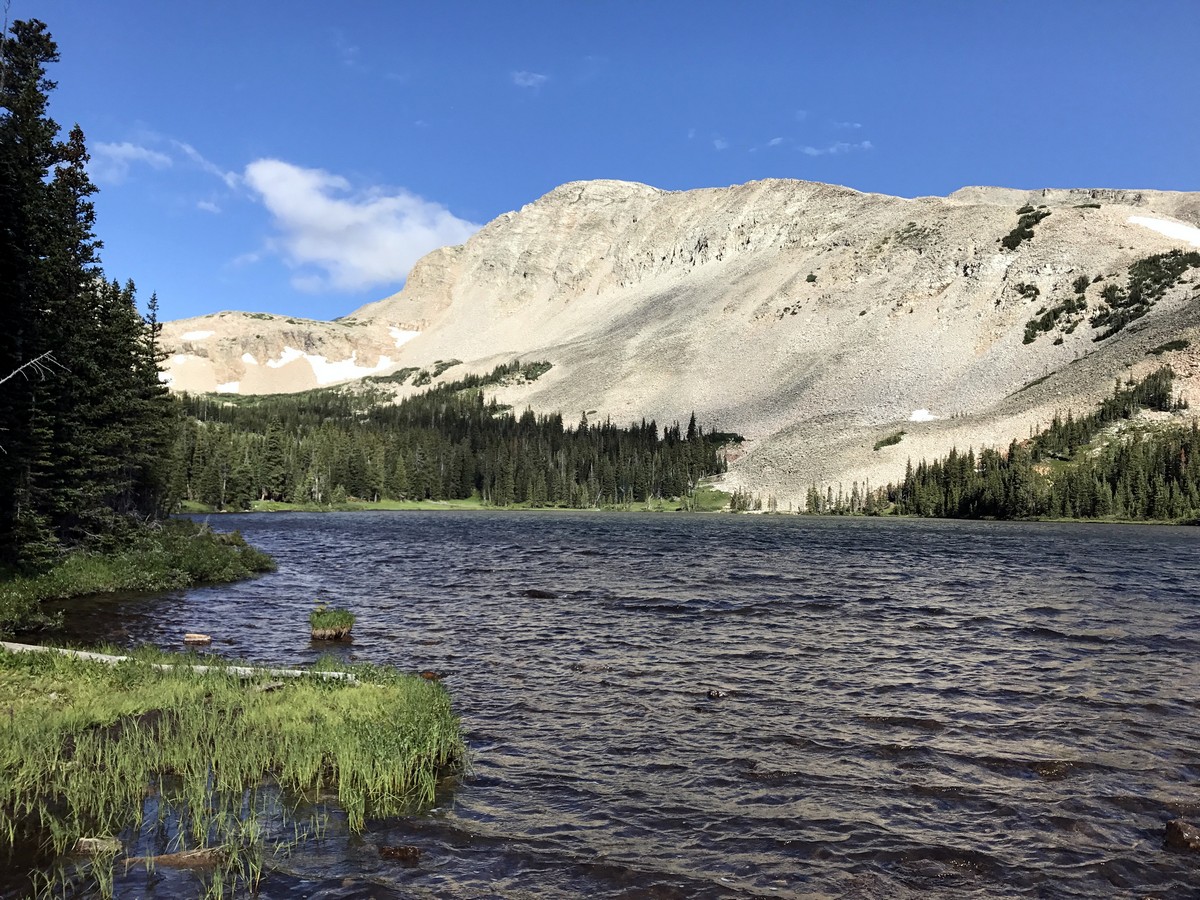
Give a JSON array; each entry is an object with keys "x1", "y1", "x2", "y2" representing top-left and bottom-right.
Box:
[{"x1": 172, "y1": 370, "x2": 734, "y2": 510}]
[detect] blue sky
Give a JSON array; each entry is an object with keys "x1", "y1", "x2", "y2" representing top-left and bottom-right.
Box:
[{"x1": 20, "y1": 1, "x2": 1200, "y2": 322}]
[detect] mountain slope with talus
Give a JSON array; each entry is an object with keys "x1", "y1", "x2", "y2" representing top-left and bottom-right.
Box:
[{"x1": 162, "y1": 178, "x2": 1200, "y2": 506}]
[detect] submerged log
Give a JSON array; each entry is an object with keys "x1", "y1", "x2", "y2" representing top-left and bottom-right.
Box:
[
  {"x1": 0, "y1": 641, "x2": 358, "y2": 683},
  {"x1": 126, "y1": 846, "x2": 228, "y2": 869}
]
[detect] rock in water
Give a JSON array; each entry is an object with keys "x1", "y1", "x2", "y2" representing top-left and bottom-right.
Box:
[
  {"x1": 1165, "y1": 819, "x2": 1200, "y2": 852},
  {"x1": 74, "y1": 836, "x2": 121, "y2": 855},
  {"x1": 380, "y1": 844, "x2": 422, "y2": 866}
]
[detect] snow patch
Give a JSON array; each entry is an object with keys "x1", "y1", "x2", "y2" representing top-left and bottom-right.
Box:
[
  {"x1": 170, "y1": 354, "x2": 189, "y2": 365},
  {"x1": 181, "y1": 330, "x2": 214, "y2": 341},
  {"x1": 389, "y1": 326, "x2": 420, "y2": 348},
  {"x1": 909, "y1": 409, "x2": 937, "y2": 422},
  {"x1": 158, "y1": 371, "x2": 174, "y2": 384},
  {"x1": 1128, "y1": 216, "x2": 1200, "y2": 247},
  {"x1": 215, "y1": 382, "x2": 240, "y2": 394},
  {"x1": 266, "y1": 347, "x2": 305, "y2": 368},
  {"x1": 241, "y1": 353, "x2": 259, "y2": 365},
  {"x1": 306, "y1": 351, "x2": 394, "y2": 385}
]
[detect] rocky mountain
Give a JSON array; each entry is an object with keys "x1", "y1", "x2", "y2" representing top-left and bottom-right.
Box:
[{"x1": 162, "y1": 178, "x2": 1200, "y2": 506}]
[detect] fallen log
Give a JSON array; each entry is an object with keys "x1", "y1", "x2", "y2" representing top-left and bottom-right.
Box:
[{"x1": 0, "y1": 641, "x2": 358, "y2": 683}]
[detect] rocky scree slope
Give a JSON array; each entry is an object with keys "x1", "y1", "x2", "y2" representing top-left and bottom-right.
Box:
[{"x1": 162, "y1": 179, "x2": 1200, "y2": 506}]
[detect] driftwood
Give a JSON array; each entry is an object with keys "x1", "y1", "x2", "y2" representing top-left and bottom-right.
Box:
[
  {"x1": 0, "y1": 641, "x2": 358, "y2": 683},
  {"x1": 125, "y1": 846, "x2": 228, "y2": 870}
]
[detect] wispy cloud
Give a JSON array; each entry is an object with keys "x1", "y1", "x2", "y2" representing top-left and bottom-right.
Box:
[
  {"x1": 795, "y1": 109, "x2": 809, "y2": 121},
  {"x1": 767, "y1": 137, "x2": 785, "y2": 147},
  {"x1": 196, "y1": 200, "x2": 221, "y2": 214},
  {"x1": 89, "y1": 141, "x2": 172, "y2": 184},
  {"x1": 799, "y1": 140, "x2": 874, "y2": 157},
  {"x1": 832, "y1": 120, "x2": 863, "y2": 129},
  {"x1": 512, "y1": 70, "x2": 548, "y2": 89},
  {"x1": 242, "y1": 159, "x2": 480, "y2": 292},
  {"x1": 335, "y1": 33, "x2": 363, "y2": 70},
  {"x1": 172, "y1": 141, "x2": 240, "y2": 188},
  {"x1": 713, "y1": 137, "x2": 729, "y2": 151},
  {"x1": 687, "y1": 127, "x2": 696, "y2": 140}
]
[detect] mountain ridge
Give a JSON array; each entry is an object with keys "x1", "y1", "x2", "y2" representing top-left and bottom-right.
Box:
[{"x1": 160, "y1": 177, "x2": 1200, "y2": 505}]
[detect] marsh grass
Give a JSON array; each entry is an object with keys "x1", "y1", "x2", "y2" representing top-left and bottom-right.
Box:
[
  {"x1": 0, "y1": 647, "x2": 464, "y2": 898},
  {"x1": 309, "y1": 605, "x2": 355, "y2": 640}
]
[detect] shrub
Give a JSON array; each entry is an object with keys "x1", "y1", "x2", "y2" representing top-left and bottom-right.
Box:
[{"x1": 873, "y1": 431, "x2": 905, "y2": 451}]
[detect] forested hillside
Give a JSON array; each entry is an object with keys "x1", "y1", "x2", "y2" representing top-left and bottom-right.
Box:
[
  {"x1": 173, "y1": 362, "x2": 732, "y2": 510},
  {"x1": 884, "y1": 367, "x2": 1199, "y2": 521}
]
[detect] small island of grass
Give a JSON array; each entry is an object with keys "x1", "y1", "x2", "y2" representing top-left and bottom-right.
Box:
[{"x1": 310, "y1": 604, "x2": 355, "y2": 640}]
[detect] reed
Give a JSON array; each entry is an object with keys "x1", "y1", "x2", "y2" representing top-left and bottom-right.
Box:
[
  {"x1": 0, "y1": 646, "x2": 464, "y2": 898},
  {"x1": 309, "y1": 605, "x2": 355, "y2": 641}
]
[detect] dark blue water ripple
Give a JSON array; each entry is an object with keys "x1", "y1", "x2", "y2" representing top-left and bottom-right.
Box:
[{"x1": 33, "y1": 513, "x2": 1200, "y2": 898}]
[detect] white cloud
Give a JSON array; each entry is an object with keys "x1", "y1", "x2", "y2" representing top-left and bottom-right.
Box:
[
  {"x1": 196, "y1": 200, "x2": 221, "y2": 214},
  {"x1": 833, "y1": 121, "x2": 863, "y2": 129},
  {"x1": 335, "y1": 33, "x2": 362, "y2": 70},
  {"x1": 172, "y1": 141, "x2": 240, "y2": 188},
  {"x1": 713, "y1": 137, "x2": 729, "y2": 151},
  {"x1": 512, "y1": 70, "x2": 548, "y2": 88},
  {"x1": 767, "y1": 137, "x2": 785, "y2": 147},
  {"x1": 243, "y1": 158, "x2": 480, "y2": 292},
  {"x1": 89, "y1": 142, "x2": 172, "y2": 183},
  {"x1": 799, "y1": 140, "x2": 874, "y2": 157}
]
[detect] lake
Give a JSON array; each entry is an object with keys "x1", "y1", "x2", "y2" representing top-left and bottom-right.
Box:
[{"x1": 38, "y1": 512, "x2": 1200, "y2": 897}]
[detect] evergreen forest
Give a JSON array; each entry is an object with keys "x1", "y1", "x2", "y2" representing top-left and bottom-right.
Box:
[{"x1": 172, "y1": 366, "x2": 733, "y2": 510}]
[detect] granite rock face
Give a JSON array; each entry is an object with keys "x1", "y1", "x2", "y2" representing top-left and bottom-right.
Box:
[{"x1": 162, "y1": 178, "x2": 1200, "y2": 503}]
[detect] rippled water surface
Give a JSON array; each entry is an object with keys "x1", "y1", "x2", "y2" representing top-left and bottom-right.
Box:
[{"x1": 40, "y1": 513, "x2": 1200, "y2": 896}]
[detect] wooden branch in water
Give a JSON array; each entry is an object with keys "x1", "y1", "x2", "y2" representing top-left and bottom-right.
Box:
[{"x1": 0, "y1": 641, "x2": 358, "y2": 683}]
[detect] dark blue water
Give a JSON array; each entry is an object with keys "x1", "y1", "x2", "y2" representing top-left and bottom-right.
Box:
[{"x1": 40, "y1": 513, "x2": 1200, "y2": 897}]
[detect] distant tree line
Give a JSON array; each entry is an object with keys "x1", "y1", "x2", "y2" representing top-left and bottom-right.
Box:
[{"x1": 171, "y1": 365, "x2": 733, "y2": 510}]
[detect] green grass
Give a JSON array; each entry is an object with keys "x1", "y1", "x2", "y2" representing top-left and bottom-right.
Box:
[
  {"x1": 873, "y1": 431, "x2": 906, "y2": 451},
  {"x1": 193, "y1": 490, "x2": 740, "y2": 515},
  {"x1": 309, "y1": 605, "x2": 355, "y2": 640},
  {"x1": 0, "y1": 521, "x2": 276, "y2": 637},
  {"x1": 0, "y1": 647, "x2": 464, "y2": 898},
  {"x1": 246, "y1": 497, "x2": 489, "y2": 513}
]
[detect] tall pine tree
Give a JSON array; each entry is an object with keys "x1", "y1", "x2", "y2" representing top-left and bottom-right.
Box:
[{"x1": 0, "y1": 19, "x2": 177, "y2": 567}]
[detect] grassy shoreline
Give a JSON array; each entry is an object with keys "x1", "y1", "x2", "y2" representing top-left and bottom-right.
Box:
[
  {"x1": 0, "y1": 520, "x2": 276, "y2": 636},
  {"x1": 178, "y1": 484, "x2": 734, "y2": 515},
  {"x1": 0, "y1": 645, "x2": 464, "y2": 898}
]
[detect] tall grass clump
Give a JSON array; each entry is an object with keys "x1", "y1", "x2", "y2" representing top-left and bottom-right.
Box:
[
  {"x1": 0, "y1": 520, "x2": 275, "y2": 636},
  {"x1": 0, "y1": 647, "x2": 464, "y2": 898},
  {"x1": 309, "y1": 605, "x2": 355, "y2": 640}
]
